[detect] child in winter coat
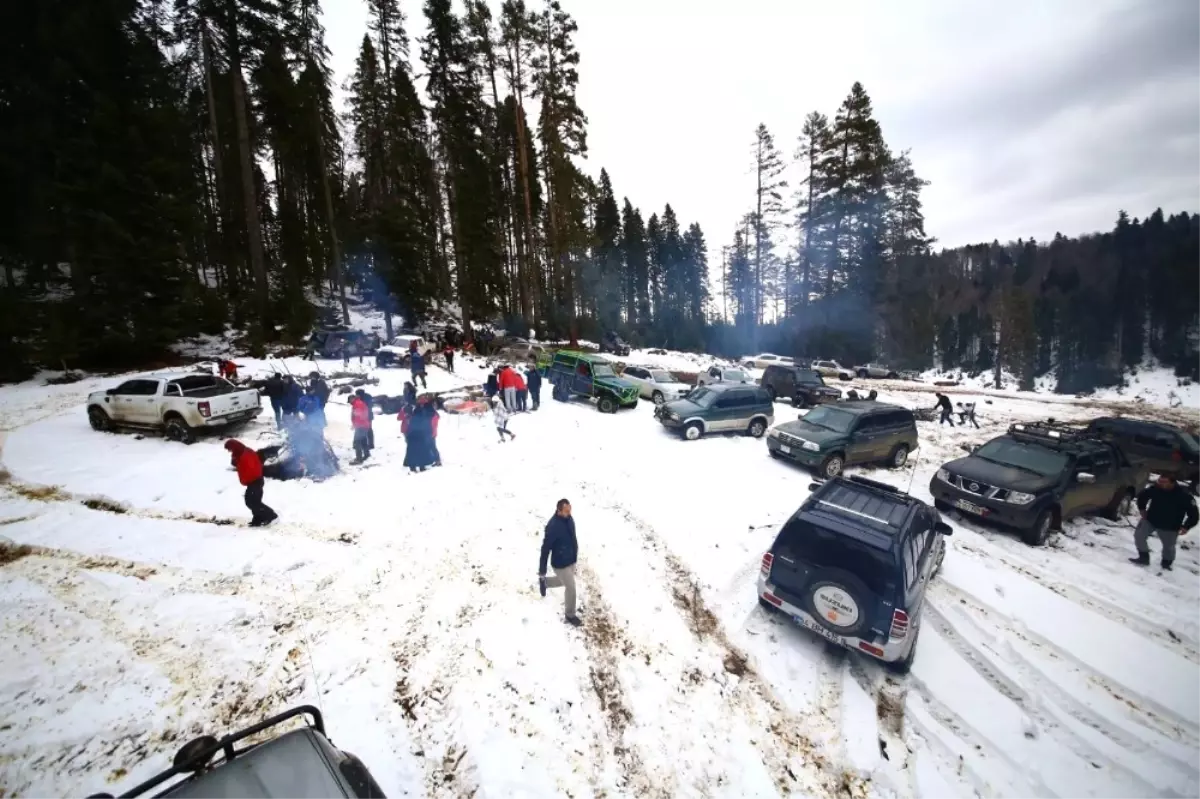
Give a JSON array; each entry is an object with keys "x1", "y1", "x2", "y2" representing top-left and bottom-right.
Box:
[{"x1": 492, "y1": 395, "x2": 516, "y2": 442}]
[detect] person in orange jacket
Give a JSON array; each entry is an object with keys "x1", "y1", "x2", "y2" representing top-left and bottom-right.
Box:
[
  {"x1": 350, "y1": 393, "x2": 372, "y2": 463},
  {"x1": 224, "y1": 440, "x2": 277, "y2": 526},
  {"x1": 499, "y1": 365, "x2": 518, "y2": 411},
  {"x1": 515, "y1": 369, "x2": 528, "y2": 411}
]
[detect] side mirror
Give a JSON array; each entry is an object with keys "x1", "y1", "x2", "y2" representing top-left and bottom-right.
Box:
[
  {"x1": 1076, "y1": 472, "x2": 1096, "y2": 484},
  {"x1": 934, "y1": 521, "x2": 953, "y2": 536},
  {"x1": 808, "y1": 482, "x2": 823, "y2": 492}
]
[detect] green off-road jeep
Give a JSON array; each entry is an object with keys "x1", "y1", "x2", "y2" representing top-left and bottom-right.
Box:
[{"x1": 543, "y1": 350, "x2": 640, "y2": 413}]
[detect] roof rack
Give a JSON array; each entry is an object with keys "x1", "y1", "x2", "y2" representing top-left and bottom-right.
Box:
[
  {"x1": 845, "y1": 474, "x2": 910, "y2": 497},
  {"x1": 1008, "y1": 420, "x2": 1092, "y2": 445}
]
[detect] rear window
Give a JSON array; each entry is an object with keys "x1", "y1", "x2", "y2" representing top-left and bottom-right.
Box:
[
  {"x1": 775, "y1": 519, "x2": 897, "y2": 595},
  {"x1": 796, "y1": 369, "x2": 823, "y2": 383}
]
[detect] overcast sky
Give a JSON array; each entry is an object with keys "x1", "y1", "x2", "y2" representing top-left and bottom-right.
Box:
[{"x1": 323, "y1": 0, "x2": 1199, "y2": 252}]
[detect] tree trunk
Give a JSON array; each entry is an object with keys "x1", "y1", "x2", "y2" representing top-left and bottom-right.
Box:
[
  {"x1": 230, "y1": 63, "x2": 270, "y2": 335},
  {"x1": 512, "y1": 92, "x2": 536, "y2": 325},
  {"x1": 310, "y1": 82, "x2": 350, "y2": 325},
  {"x1": 201, "y1": 27, "x2": 234, "y2": 288}
]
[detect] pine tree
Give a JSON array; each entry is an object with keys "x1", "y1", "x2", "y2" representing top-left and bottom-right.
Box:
[
  {"x1": 793, "y1": 111, "x2": 831, "y2": 310},
  {"x1": 645, "y1": 212, "x2": 664, "y2": 323},
  {"x1": 751, "y1": 124, "x2": 787, "y2": 326},
  {"x1": 620, "y1": 200, "x2": 649, "y2": 327},
  {"x1": 592, "y1": 169, "x2": 623, "y2": 331}
]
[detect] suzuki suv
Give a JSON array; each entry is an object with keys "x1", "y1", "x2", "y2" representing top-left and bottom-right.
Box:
[
  {"x1": 767, "y1": 401, "x2": 919, "y2": 478},
  {"x1": 929, "y1": 420, "x2": 1148, "y2": 546},
  {"x1": 761, "y1": 365, "x2": 843, "y2": 407},
  {"x1": 757, "y1": 475, "x2": 952, "y2": 673},
  {"x1": 655, "y1": 383, "x2": 774, "y2": 440},
  {"x1": 1085, "y1": 416, "x2": 1199, "y2": 493},
  {"x1": 545, "y1": 350, "x2": 639, "y2": 412}
]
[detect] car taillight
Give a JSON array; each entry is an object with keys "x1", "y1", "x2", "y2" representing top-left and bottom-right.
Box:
[
  {"x1": 762, "y1": 591, "x2": 783, "y2": 607},
  {"x1": 198, "y1": 401, "x2": 211, "y2": 418},
  {"x1": 1172, "y1": 449, "x2": 1182, "y2": 462},
  {"x1": 760, "y1": 552, "x2": 774, "y2": 578},
  {"x1": 889, "y1": 609, "x2": 909, "y2": 640}
]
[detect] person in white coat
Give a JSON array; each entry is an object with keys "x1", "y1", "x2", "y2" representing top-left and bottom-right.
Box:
[{"x1": 492, "y1": 396, "x2": 516, "y2": 442}]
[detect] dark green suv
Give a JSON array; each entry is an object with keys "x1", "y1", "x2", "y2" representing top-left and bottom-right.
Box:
[
  {"x1": 655, "y1": 383, "x2": 774, "y2": 440},
  {"x1": 767, "y1": 401, "x2": 919, "y2": 478},
  {"x1": 544, "y1": 350, "x2": 640, "y2": 412}
]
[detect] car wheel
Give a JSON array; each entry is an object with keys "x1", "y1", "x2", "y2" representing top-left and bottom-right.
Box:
[
  {"x1": 652, "y1": 391, "x2": 665, "y2": 405},
  {"x1": 795, "y1": 394, "x2": 810, "y2": 409},
  {"x1": 819, "y1": 453, "x2": 844, "y2": 479},
  {"x1": 88, "y1": 407, "x2": 112, "y2": 432},
  {"x1": 683, "y1": 421, "x2": 703, "y2": 441},
  {"x1": 857, "y1": 369, "x2": 869, "y2": 378},
  {"x1": 886, "y1": 372, "x2": 899, "y2": 379},
  {"x1": 1103, "y1": 488, "x2": 1134, "y2": 521},
  {"x1": 747, "y1": 418, "x2": 767, "y2": 438},
  {"x1": 806, "y1": 571, "x2": 871, "y2": 638},
  {"x1": 598, "y1": 395, "x2": 617, "y2": 414},
  {"x1": 932, "y1": 540, "x2": 946, "y2": 577},
  {"x1": 888, "y1": 443, "x2": 910, "y2": 469},
  {"x1": 1023, "y1": 508, "x2": 1054, "y2": 546},
  {"x1": 164, "y1": 416, "x2": 196, "y2": 445},
  {"x1": 887, "y1": 623, "x2": 920, "y2": 674},
  {"x1": 553, "y1": 383, "x2": 568, "y2": 402}
]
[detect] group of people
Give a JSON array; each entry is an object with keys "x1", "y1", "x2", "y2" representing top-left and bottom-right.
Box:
[
  {"x1": 933, "y1": 392, "x2": 978, "y2": 427},
  {"x1": 485, "y1": 363, "x2": 542, "y2": 412}
]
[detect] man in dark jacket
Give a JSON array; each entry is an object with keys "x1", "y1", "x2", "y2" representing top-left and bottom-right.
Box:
[
  {"x1": 538, "y1": 499, "x2": 581, "y2": 626},
  {"x1": 263, "y1": 373, "x2": 286, "y2": 427},
  {"x1": 281, "y1": 376, "x2": 303, "y2": 420},
  {"x1": 411, "y1": 350, "x2": 428, "y2": 389},
  {"x1": 526, "y1": 366, "x2": 542, "y2": 410},
  {"x1": 308, "y1": 372, "x2": 331, "y2": 407},
  {"x1": 935, "y1": 393, "x2": 955, "y2": 426},
  {"x1": 1130, "y1": 473, "x2": 1199, "y2": 570}
]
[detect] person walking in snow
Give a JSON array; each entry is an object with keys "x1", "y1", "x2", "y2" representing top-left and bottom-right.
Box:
[
  {"x1": 1130, "y1": 473, "x2": 1199, "y2": 571},
  {"x1": 526, "y1": 365, "x2": 542, "y2": 411},
  {"x1": 410, "y1": 348, "x2": 428, "y2": 389},
  {"x1": 485, "y1": 369, "x2": 500, "y2": 401},
  {"x1": 443, "y1": 342, "x2": 455, "y2": 373},
  {"x1": 420, "y1": 395, "x2": 442, "y2": 467},
  {"x1": 492, "y1": 395, "x2": 515, "y2": 442},
  {"x1": 515, "y1": 369, "x2": 528, "y2": 412},
  {"x1": 263, "y1": 373, "x2": 286, "y2": 427},
  {"x1": 355, "y1": 388, "x2": 376, "y2": 452},
  {"x1": 224, "y1": 440, "x2": 277, "y2": 527},
  {"x1": 538, "y1": 498, "x2": 581, "y2": 626},
  {"x1": 350, "y1": 392, "x2": 372, "y2": 463},
  {"x1": 499, "y1": 365, "x2": 518, "y2": 411},
  {"x1": 935, "y1": 393, "x2": 955, "y2": 426},
  {"x1": 403, "y1": 398, "x2": 438, "y2": 472},
  {"x1": 957, "y1": 401, "x2": 980, "y2": 429}
]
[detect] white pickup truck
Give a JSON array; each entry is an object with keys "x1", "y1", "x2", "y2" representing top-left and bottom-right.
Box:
[{"x1": 86, "y1": 372, "x2": 262, "y2": 443}]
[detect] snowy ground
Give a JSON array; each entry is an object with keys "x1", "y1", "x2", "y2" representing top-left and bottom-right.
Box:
[{"x1": 1, "y1": 353, "x2": 1198, "y2": 798}]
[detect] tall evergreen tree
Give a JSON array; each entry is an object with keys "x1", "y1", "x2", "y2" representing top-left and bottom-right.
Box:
[
  {"x1": 620, "y1": 200, "x2": 649, "y2": 327},
  {"x1": 592, "y1": 169, "x2": 623, "y2": 331},
  {"x1": 751, "y1": 124, "x2": 787, "y2": 326}
]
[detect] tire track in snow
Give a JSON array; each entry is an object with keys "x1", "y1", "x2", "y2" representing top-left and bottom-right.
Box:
[
  {"x1": 813, "y1": 645, "x2": 848, "y2": 766},
  {"x1": 929, "y1": 598, "x2": 1200, "y2": 784},
  {"x1": 588, "y1": 489, "x2": 871, "y2": 799},
  {"x1": 952, "y1": 538, "x2": 1198, "y2": 663},
  {"x1": 844, "y1": 657, "x2": 917, "y2": 799},
  {"x1": 933, "y1": 581, "x2": 1199, "y2": 745},
  {"x1": 922, "y1": 602, "x2": 1164, "y2": 796}
]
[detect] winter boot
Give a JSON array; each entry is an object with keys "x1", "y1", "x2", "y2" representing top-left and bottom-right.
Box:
[
  {"x1": 1162, "y1": 560, "x2": 1173, "y2": 571},
  {"x1": 1129, "y1": 552, "x2": 1150, "y2": 566},
  {"x1": 565, "y1": 615, "x2": 583, "y2": 627},
  {"x1": 538, "y1": 576, "x2": 547, "y2": 597}
]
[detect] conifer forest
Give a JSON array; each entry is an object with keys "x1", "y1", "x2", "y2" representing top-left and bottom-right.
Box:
[{"x1": 3, "y1": 0, "x2": 1197, "y2": 391}]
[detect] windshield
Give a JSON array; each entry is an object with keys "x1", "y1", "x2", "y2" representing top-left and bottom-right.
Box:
[
  {"x1": 975, "y1": 438, "x2": 1069, "y2": 476},
  {"x1": 776, "y1": 520, "x2": 895, "y2": 595},
  {"x1": 1181, "y1": 432, "x2": 1199, "y2": 455},
  {"x1": 724, "y1": 370, "x2": 747, "y2": 382},
  {"x1": 591, "y1": 364, "x2": 616, "y2": 378},
  {"x1": 687, "y1": 387, "x2": 717, "y2": 407},
  {"x1": 650, "y1": 370, "x2": 677, "y2": 383},
  {"x1": 801, "y1": 406, "x2": 856, "y2": 433}
]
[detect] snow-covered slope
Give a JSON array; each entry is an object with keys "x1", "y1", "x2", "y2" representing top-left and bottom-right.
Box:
[{"x1": 1, "y1": 354, "x2": 1197, "y2": 798}]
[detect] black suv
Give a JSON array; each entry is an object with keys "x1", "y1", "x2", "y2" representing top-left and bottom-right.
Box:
[
  {"x1": 600, "y1": 331, "x2": 631, "y2": 357},
  {"x1": 929, "y1": 421, "x2": 1148, "y2": 546},
  {"x1": 1085, "y1": 416, "x2": 1199, "y2": 492},
  {"x1": 760, "y1": 365, "x2": 843, "y2": 407},
  {"x1": 90, "y1": 706, "x2": 384, "y2": 798},
  {"x1": 757, "y1": 475, "x2": 952, "y2": 673}
]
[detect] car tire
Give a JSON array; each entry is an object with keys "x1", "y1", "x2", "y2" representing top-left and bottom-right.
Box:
[
  {"x1": 818, "y1": 453, "x2": 844, "y2": 479},
  {"x1": 806, "y1": 569, "x2": 871, "y2": 638},
  {"x1": 1103, "y1": 488, "x2": 1134, "y2": 521},
  {"x1": 932, "y1": 539, "x2": 946, "y2": 578},
  {"x1": 164, "y1": 416, "x2": 195, "y2": 445},
  {"x1": 747, "y1": 418, "x2": 767, "y2": 438},
  {"x1": 598, "y1": 395, "x2": 617, "y2": 414},
  {"x1": 887, "y1": 623, "x2": 920, "y2": 674},
  {"x1": 795, "y1": 394, "x2": 810, "y2": 409},
  {"x1": 553, "y1": 383, "x2": 568, "y2": 402},
  {"x1": 88, "y1": 407, "x2": 112, "y2": 432},
  {"x1": 886, "y1": 372, "x2": 899, "y2": 379},
  {"x1": 857, "y1": 369, "x2": 869, "y2": 379},
  {"x1": 652, "y1": 391, "x2": 665, "y2": 406},
  {"x1": 1023, "y1": 508, "x2": 1054, "y2": 546},
  {"x1": 887, "y1": 443, "x2": 910, "y2": 469},
  {"x1": 683, "y1": 421, "x2": 703, "y2": 441}
]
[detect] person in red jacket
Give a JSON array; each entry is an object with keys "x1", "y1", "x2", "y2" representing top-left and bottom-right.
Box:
[
  {"x1": 350, "y1": 394, "x2": 372, "y2": 463},
  {"x1": 514, "y1": 370, "x2": 528, "y2": 412},
  {"x1": 499, "y1": 365, "x2": 518, "y2": 411},
  {"x1": 224, "y1": 440, "x2": 277, "y2": 526}
]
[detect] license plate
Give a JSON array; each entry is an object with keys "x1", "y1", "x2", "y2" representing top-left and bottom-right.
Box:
[
  {"x1": 955, "y1": 498, "x2": 985, "y2": 515},
  {"x1": 779, "y1": 444, "x2": 791, "y2": 455},
  {"x1": 797, "y1": 614, "x2": 844, "y2": 646}
]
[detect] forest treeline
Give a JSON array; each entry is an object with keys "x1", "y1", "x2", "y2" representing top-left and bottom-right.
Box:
[{"x1": 2, "y1": 0, "x2": 1196, "y2": 391}]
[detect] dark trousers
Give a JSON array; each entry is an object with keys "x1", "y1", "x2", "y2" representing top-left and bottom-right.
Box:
[
  {"x1": 445, "y1": 354, "x2": 454, "y2": 373},
  {"x1": 353, "y1": 428, "x2": 371, "y2": 461},
  {"x1": 530, "y1": 386, "x2": 540, "y2": 410},
  {"x1": 939, "y1": 408, "x2": 955, "y2": 426},
  {"x1": 244, "y1": 478, "x2": 276, "y2": 526},
  {"x1": 959, "y1": 412, "x2": 979, "y2": 428},
  {"x1": 270, "y1": 399, "x2": 283, "y2": 427},
  {"x1": 367, "y1": 426, "x2": 375, "y2": 450},
  {"x1": 413, "y1": 371, "x2": 427, "y2": 388},
  {"x1": 517, "y1": 389, "x2": 528, "y2": 411}
]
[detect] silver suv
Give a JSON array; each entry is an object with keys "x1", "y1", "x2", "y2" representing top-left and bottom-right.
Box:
[{"x1": 91, "y1": 706, "x2": 384, "y2": 798}]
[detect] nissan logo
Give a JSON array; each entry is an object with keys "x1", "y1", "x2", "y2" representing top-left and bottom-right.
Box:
[{"x1": 969, "y1": 482, "x2": 980, "y2": 492}]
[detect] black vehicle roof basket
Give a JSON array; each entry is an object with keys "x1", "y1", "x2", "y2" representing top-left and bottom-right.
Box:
[{"x1": 1008, "y1": 420, "x2": 1090, "y2": 444}]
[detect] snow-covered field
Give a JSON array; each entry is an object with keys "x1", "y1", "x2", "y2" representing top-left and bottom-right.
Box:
[{"x1": 1, "y1": 351, "x2": 1198, "y2": 798}]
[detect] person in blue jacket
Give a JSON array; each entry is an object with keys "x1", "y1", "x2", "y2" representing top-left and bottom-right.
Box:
[
  {"x1": 526, "y1": 366, "x2": 542, "y2": 411},
  {"x1": 297, "y1": 387, "x2": 326, "y2": 430},
  {"x1": 410, "y1": 349, "x2": 428, "y2": 389},
  {"x1": 538, "y1": 499, "x2": 581, "y2": 626}
]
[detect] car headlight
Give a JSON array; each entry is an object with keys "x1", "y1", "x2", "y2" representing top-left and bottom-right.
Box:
[
  {"x1": 801, "y1": 440, "x2": 820, "y2": 452},
  {"x1": 936, "y1": 468, "x2": 951, "y2": 482},
  {"x1": 767, "y1": 429, "x2": 779, "y2": 438},
  {"x1": 1006, "y1": 491, "x2": 1036, "y2": 505}
]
